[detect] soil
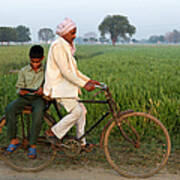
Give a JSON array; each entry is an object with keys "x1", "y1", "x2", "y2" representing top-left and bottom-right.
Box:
[
  {"x1": 0, "y1": 147, "x2": 179, "y2": 180},
  {"x1": 0, "y1": 160, "x2": 179, "y2": 180}
]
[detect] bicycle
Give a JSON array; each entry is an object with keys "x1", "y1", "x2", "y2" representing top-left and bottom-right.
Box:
[{"x1": 0, "y1": 83, "x2": 171, "y2": 178}]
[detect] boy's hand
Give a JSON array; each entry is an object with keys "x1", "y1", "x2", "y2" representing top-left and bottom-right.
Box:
[
  {"x1": 35, "y1": 87, "x2": 43, "y2": 95},
  {"x1": 19, "y1": 89, "x2": 30, "y2": 96}
]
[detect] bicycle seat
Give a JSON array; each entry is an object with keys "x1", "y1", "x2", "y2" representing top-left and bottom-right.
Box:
[{"x1": 22, "y1": 101, "x2": 51, "y2": 114}]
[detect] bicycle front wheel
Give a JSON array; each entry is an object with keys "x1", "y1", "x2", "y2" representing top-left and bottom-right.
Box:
[{"x1": 104, "y1": 112, "x2": 171, "y2": 178}]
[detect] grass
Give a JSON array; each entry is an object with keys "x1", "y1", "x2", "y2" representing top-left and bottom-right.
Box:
[{"x1": 0, "y1": 44, "x2": 179, "y2": 147}]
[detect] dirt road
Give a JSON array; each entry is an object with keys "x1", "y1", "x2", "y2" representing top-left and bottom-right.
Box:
[{"x1": 0, "y1": 161, "x2": 179, "y2": 180}]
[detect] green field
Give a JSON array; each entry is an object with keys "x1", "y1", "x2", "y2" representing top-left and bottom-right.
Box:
[{"x1": 0, "y1": 44, "x2": 179, "y2": 148}]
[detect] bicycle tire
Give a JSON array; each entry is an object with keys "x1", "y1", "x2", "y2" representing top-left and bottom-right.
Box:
[
  {"x1": 104, "y1": 112, "x2": 171, "y2": 178},
  {"x1": 0, "y1": 115, "x2": 6, "y2": 148},
  {"x1": 0, "y1": 112, "x2": 57, "y2": 172}
]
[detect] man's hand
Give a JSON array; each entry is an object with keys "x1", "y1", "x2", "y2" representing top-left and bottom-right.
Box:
[
  {"x1": 84, "y1": 81, "x2": 95, "y2": 91},
  {"x1": 34, "y1": 87, "x2": 43, "y2": 95},
  {"x1": 19, "y1": 89, "x2": 30, "y2": 96},
  {"x1": 89, "y1": 80, "x2": 100, "y2": 85}
]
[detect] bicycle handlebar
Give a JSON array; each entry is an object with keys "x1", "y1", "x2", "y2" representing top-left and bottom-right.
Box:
[{"x1": 95, "y1": 83, "x2": 108, "y2": 90}]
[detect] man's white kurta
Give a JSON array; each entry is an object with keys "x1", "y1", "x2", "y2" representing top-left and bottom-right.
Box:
[
  {"x1": 43, "y1": 36, "x2": 89, "y2": 144},
  {"x1": 43, "y1": 36, "x2": 90, "y2": 98}
]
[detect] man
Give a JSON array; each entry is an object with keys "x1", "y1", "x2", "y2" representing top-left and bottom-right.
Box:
[{"x1": 43, "y1": 17, "x2": 100, "y2": 147}]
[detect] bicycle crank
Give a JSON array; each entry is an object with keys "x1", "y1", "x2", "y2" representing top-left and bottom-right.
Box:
[{"x1": 62, "y1": 139, "x2": 81, "y2": 158}]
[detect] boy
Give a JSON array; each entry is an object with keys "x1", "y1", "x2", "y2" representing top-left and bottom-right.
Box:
[{"x1": 5, "y1": 45, "x2": 46, "y2": 159}]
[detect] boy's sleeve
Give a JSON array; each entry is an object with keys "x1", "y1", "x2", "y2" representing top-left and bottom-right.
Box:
[{"x1": 15, "y1": 69, "x2": 25, "y2": 93}]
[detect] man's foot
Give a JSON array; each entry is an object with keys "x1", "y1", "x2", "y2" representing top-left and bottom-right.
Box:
[
  {"x1": 27, "y1": 145, "x2": 37, "y2": 159},
  {"x1": 45, "y1": 130, "x2": 60, "y2": 146},
  {"x1": 6, "y1": 139, "x2": 20, "y2": 154}
]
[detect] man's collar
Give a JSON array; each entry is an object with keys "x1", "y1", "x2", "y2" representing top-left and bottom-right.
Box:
[{"x1": 58, "y1": 36, "x2": 71, "y2": 48}]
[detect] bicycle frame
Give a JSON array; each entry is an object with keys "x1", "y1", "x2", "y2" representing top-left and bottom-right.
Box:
[
  {"x1": 50, "y1": 85, "x2": 119, "y2": 146},
  {"x1": 0, "y1": 85, "x2": 171, "y2": 177}
]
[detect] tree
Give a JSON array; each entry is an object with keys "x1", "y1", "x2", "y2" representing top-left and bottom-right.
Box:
[
  {"x1": 148, "y1": 35, "x2": 165, "y2": 43},
  {"x1": 171, "y1": 30, "x2": 180, "y2": 43},
  {"x1": 89, "y1": 37, "x2": 97, "y2": 42},
  {"x1": 164, "y1": 30, "x2": 180, "y2": 43},
  {"x1": 0, "y1": 27, "x2": 17, "y2": 45},
  {"x1": 83, "y1": 32, "x2": 98, "y2": 44},
  {"x1": 84, "y1": 32, "x2": 97, "y2": 39},
  {"x1": 165, "y1": 32, "x2": 174, "y2": 43},
  {"x1": 99, "y1": 36, "x2": 110, "y2": 44},
  {"x1": 98, "y1": 15, "x2": 136, "y2": 45},
  {"x1": 132, "y1": 38, "x2": 139, "y2": 43},
  {"x1": 38, "y1": 28, "x2": 54, "y2": 43},
  {"x1": 15, "y1": 25, "x2": 31, "y2": 43}
]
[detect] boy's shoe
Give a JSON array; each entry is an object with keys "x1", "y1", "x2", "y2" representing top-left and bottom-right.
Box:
[
  {"x1": 27, "y1": 146, "x2": 37, "y2": 159},
  {"x1": 6, "y1": 139, "x2": 20, "y2": 154}
]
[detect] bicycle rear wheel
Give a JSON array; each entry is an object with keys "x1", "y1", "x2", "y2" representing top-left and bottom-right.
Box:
[
  {"x1": 0, "y1": 115, "x2": 6, "y2": 149},
  {"x1": 0, "y1": 113, "x2": 57, "y2": 172},
  {"x1": 104, "y1": 112, "x2": 171, "y2": 178}
]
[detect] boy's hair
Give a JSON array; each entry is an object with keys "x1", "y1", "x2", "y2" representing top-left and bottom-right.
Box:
[{"x1": 29, "y1": 45, "x2": 44, "y2": 58}]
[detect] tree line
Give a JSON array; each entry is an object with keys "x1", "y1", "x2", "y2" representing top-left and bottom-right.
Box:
[
  {"x1": 0, "y1": 26, "x2": 31, "y2": 45},
  {"x1": 1, "y1": 15, "x2": 180, "y2": 45},
  {"x1": 0, "y1": 15, "x2": 136, "y2": 45},
  {"x1": 0, "y1": 26, "x2": 55, "y2": 45},
  {"x1": 147, "y1": 30, "x2": 180, "y2": 44}
]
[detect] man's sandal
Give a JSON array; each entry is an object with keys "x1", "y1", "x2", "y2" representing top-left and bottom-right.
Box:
[
  {"x1": 46, "y1": 134, "x2": 60, "y2": 146},
  {"x1": 6, "y1": 143, "x2": 21, "y2": 154},
  {"x1": 27, "y1": 147, "x2": 37, "y2": 159},
  {"x1": 45, "y1": 130, "x2": 60, "y2": 146}
]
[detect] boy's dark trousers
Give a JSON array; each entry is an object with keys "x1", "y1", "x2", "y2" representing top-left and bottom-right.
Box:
[{"x1": 5, "y1": 95, "x2": 46, "y2": 145}]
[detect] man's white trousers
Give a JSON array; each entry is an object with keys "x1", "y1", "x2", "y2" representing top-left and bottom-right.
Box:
[{"x1": 51, "y1": 98, "x2": 87, "y2": 145}]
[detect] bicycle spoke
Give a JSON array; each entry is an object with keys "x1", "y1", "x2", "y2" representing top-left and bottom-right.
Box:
[
  {"x1": 104, "y1": 112, "x2": 171, "y2": 178},
  {"x1": 0, "y1": 113, "x2": 56, "y2": 172},
  {"x1": 1, "y1": 137, "x2": 56, "y2": 172}
]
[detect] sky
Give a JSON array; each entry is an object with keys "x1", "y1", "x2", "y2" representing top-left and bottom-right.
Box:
[{"x1": 1, "y1": 0, "x2": 180, "y2": 41}]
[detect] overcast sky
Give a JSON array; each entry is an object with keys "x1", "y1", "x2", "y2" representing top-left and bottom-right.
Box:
[{"x1": 1, "y1": 0, "x2": 180, "y2": 41}]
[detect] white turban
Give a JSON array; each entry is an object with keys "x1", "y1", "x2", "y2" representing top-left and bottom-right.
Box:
[{"x1": 56, "y1": 17, "x2": 76, "y2": 36}]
